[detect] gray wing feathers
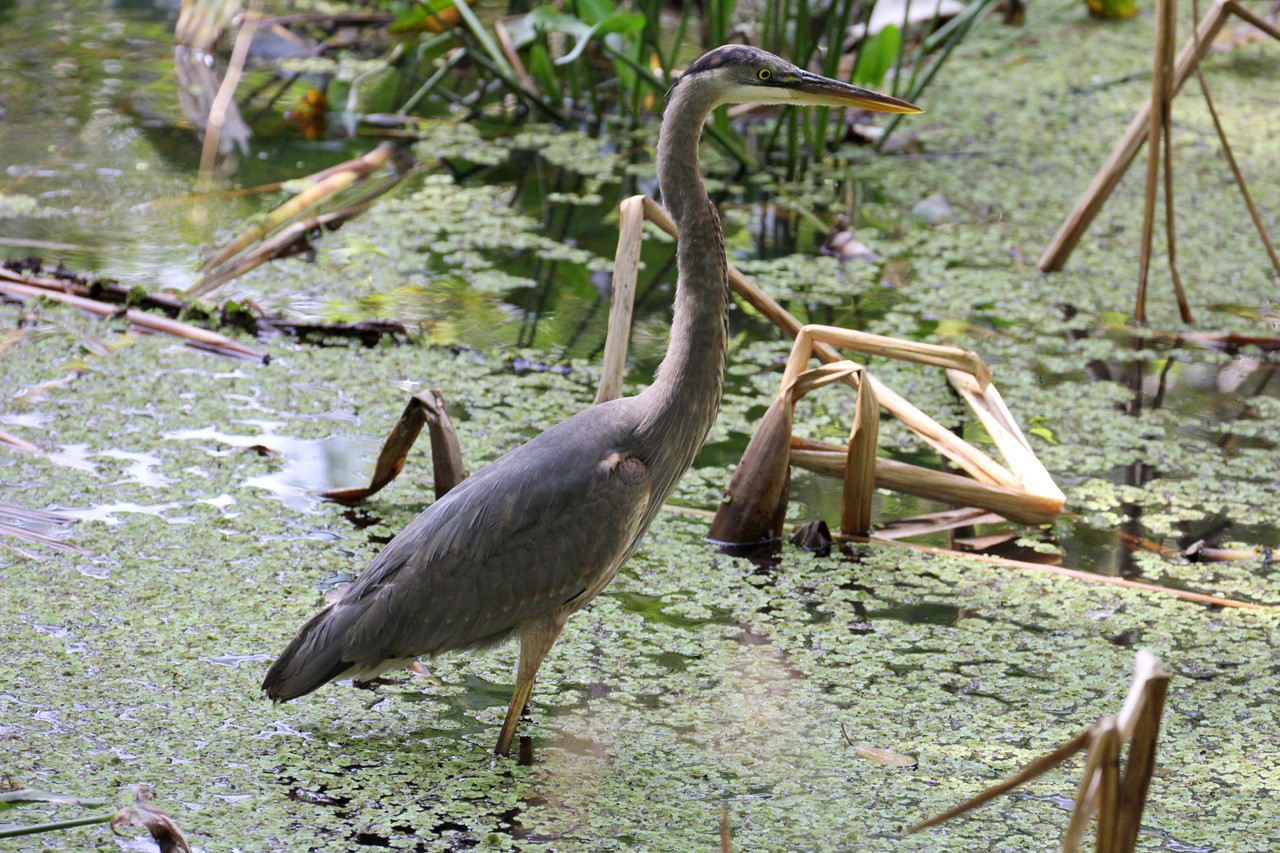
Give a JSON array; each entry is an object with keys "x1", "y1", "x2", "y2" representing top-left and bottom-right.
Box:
[{"x1": 263, "y1": 404, "x2": 652, "y2": 700}]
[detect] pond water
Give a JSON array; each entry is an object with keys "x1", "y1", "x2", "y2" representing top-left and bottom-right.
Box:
[{"x1": 1, "y1": 0, "x2": 1279, "y2": 849}]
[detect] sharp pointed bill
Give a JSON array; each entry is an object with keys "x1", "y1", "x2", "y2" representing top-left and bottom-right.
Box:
[
  {"x1": 680, "y1": 44, "x2": 922, "y2": 114},
  {"x1": 788, "y1": 72, "x2": 922, "y2": 113},
  {"x1": 715, "y1": 69, "x2": 922, "y2": 112}
]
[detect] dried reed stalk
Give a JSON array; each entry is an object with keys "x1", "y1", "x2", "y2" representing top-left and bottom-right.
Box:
[
  {"x1": 320, "y1": 390, "x2": 466, "y2": 503},
  {"x1": 596, "y1": 196, "x2": 647, "y2": 404},
  {"x1": 780, "y1": 325, "x2": 1019, "y2": 487},
  {"x1": 188, "y1": 202, "x2": 376, "y2": 297},
  {"x1": 782, "y1": 325, "x2": 992, "y2": 390},
  {"x1": 874, "y1": 507, "x2": 1005, "y2": 539},
  {"x1": 193, "y1": 143, "x2": 398, "y2": 283},
  {"x1": 791, "y1": 441, "x2": 1063, "y2": 525},
  {"x1": 176, "y1": 0, "x2": 241, "y2": 50},
  {"x1": 197, "y1": 0, "x2": 261, "y2": 187},
  {"x1": 1134, "y1": 0, "x2": 1191, "y2": 324},
  {"x1": 842, "y1": 370, "x2": 879, "y2": 535},
  {"x1": 913, "y1": 652, "x2": 1175, "y2": 852},
  {"x1": 1092, "y1": 719, "x2": 1124, "y2": 852},
  {"x1": 707, "y1": 362, "x2": 861, "y2": 544},
  {"x1": 1188, "y1": 0, "x2": 1280, "y2": 277},
  {"x1": 908, "y1": 728, "x2": 1091, "y2": 833},
  {"x1": 1114, "y1": 656, "x2": 1169, "y2": 850},
  {"x1": 0, "y1": 280, "x2": 262, "y2": 360},
  {"x1": 1038, "y1": 0, "x2": 1231, "y2": 272},
  {"x1": 947, "y1": 370, "x2": 1065, "y2": 505},
  {"x1": 0, "y1": 430, "x2": 43, "y2": 456}
]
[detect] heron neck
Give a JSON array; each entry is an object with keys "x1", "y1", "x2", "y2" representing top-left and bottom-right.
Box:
[{"x1": 637, "y1": 80, "x2": 728, "y2": 495}]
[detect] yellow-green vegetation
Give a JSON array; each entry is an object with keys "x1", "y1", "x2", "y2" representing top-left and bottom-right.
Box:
[{"x1": 3, "y1": 325, "x2": 1277, "y2": 850}]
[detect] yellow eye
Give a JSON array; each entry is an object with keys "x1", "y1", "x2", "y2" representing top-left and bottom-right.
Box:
[{"x1": 757, "y1": 68, "x2": 771, "y2": 81}]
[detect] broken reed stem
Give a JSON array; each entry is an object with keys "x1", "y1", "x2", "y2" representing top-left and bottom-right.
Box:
[
  {"x1": 1092, "y1": 720, "x2": 1123, "y2": 853},
  {"x1": 908, "y1": 728, "x2": 1091, "y2": 833},
  {"x1": 914, "y1": 652, "x2": 1170, "y2": 852},
  {"x1": 1115, "y1": 672, "x2": 1169, "y2": 850},
  {"x1": 1224, "y1": 0, "x2": 1280, "y2": 40},
  {"x1": 841, "y1": 370, "x2": 879, "y2": 536},
  {"x1": 0, "y1": 430, "x2": 43, "y2": 456},
  {"x1": 597, "y1": 196, "x2": 646, "y2": 404},
  {"x1": 319, "y1": 389, "x2": 467, "y2": 504},
  {"x1": 782, "y1": 325, "x2": 993, "y2": 390},
  {"x1": 190, "y1": 203, "x2": 375, "y2": 297},
  {"x1": 1157, "y1": 0, "x2": 1193, "y2": 324},
  {"x1": 195, "y1": 142, "x2": 397, "y2": 281},
  {"x1": 1061, "y1": 728, "x2": 1106, "y2": 853},
  {"x1": 790, "y1": 440, "x2": 1061, "y2": 525},
  {"x1": 1189, "y1": 0, "x2": 1280, "y2": 276},
  {"x1": 783, "y1": 325, "x2": 1018, "y2": 488},
  {"x1": 0, "y1": 280, "x2": 263, "y2": 360},
  {"x1": 947, "y1": 371, "x2": 1065, "y2": 505},
  {"x1": 868, "y1": 374, "x2": 1020, "y2": 487},
  {"x1": 137, "y1": 180, "x2": 286, "y2": 208}
]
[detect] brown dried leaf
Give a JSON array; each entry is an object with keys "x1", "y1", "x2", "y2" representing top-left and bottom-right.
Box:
[
  {"x1": 109, "y1": 785, "x2": 192, "y2": 853},
  {"x1": 853, "y1": 745, "x2": 918, "y2": 768}
]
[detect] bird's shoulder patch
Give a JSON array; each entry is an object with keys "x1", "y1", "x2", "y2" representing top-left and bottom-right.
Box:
[{"x1": 598, "y1": 450, "x2": 644, "y2": 477}]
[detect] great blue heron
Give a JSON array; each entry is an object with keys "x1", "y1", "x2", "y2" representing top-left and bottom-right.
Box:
[{"x1": 262, "y1": 45, "x2": 921, "y2": 755}]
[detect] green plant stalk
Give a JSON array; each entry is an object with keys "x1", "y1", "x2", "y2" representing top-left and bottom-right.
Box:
[
  {"x1": 400, "y1": 39, "x2": 465, "y2": 114},
  {"x1": 786, "y1": 108, "x2": 801, "y2": 182},
  {"x1": 910, "y1": 0, "x2": 998, "y2": 98},
  {"x1": 810, "y1": 0, "x2": 859, "y2": 158},
  {"x1": 0, "y1": 813, "x2": 113, "y2": 838},
  {"x1": 667, "y1": 1, "x2": 693, "y2": 75},
  {"x1": 877, "y1": 0, "x2": 998, "y2": 149},
  {"x1": 464, "y1": 45, "x2": 566, "y2": 122},
  {"x1": 451, "y1": 0, "x2": 514, "y2": 76},
  {"x1": 890, "y1": 0, "x2": 914, "y2": 97}
]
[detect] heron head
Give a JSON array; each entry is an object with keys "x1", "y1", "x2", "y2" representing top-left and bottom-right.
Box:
[{"x1": 671, "y1": 45, "x2": 922, "y2": 114}]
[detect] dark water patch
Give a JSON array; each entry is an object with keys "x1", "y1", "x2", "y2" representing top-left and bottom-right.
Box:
[
  {"x1": 868, "y1": 601, "x2": 964, "y2": 626},
  {"x1": 612, "y1": 591, "x2": 738, "y2": 629}
]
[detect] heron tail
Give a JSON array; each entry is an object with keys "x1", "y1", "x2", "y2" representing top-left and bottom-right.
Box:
[{"x1": 261, "y1": 604, "x2": 357, "y2": 702}]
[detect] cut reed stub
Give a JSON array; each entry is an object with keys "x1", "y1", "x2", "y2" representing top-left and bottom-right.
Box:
[{"x1": 910, "y1": 651, "x2": 1171, "y2": 853}]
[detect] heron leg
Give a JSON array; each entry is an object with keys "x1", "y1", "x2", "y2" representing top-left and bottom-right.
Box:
[{"x1": 495, "y1": 615, "x2": 566, "y2": 756}]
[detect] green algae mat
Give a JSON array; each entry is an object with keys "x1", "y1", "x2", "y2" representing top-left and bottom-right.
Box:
[
  {"x1": 2, "y1": 319, "x2": 1277, "y2": 850},
  {"x1": 3, "y1": 0, "x2": 1280, "y2": 849}
]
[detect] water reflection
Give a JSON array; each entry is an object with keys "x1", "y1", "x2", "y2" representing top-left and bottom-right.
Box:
[{"x1": 165, "y1": 426, "x2": 378, "y2": 511}]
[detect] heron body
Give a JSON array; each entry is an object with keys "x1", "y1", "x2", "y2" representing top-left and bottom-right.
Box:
[{"x1": 262, "y1": 45, "x2": 920, "y2": 754}]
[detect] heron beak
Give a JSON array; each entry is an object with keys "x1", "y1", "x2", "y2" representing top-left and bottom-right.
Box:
[{"x1": 791, "y1": 72, "x2": 922, "y2": 114}]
